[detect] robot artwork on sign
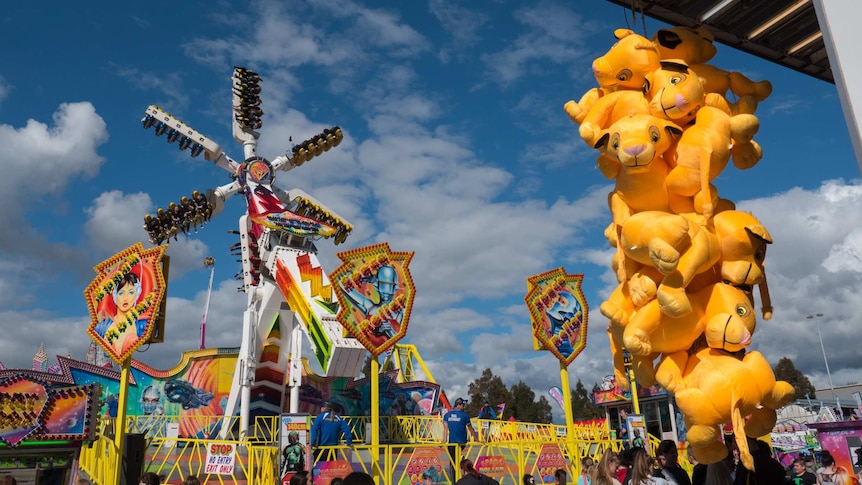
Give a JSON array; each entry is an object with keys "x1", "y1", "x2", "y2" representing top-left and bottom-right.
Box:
[
  {"x1": 564, "y1": 26, "x2": 794, "y2": 469},
  {"x1": 331, "y1": 242, "x2": 416, "y2": 357}
]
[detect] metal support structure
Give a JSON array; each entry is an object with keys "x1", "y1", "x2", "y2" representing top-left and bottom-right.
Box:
[
  {"x1": 370, "y1": 356, "x2": 381, "y2": 484},
  {"x1": 200, "y1": 258, "x2": 215, "y2": 349},
  {"x1": 807, "y1": 313, "x2": 837, "y2": 400},
  {"x1": 813, "y1": 0, "x2": 862, "y2": 170},
  {"x1": 289, "y1": 322, "x2": 304, "y2": 413},
  {"x1": 624, "y1": 350, "x2": 641, "y2": 414},
  {"x1": 112, "y1": 359, "x2": 132, "y2": 485}
]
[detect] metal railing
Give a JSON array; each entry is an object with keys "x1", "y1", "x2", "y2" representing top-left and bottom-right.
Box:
[{"x1": 80, "y1": 415, "x2": 668, "y2": 485}]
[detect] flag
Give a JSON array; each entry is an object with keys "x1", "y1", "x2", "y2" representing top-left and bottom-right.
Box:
[
  {"x1": 496, "y1": 403, "x2": 506, "y2": 415},
  {"x1": 549, "y1": 387, "x2": 565, "y2": 411}
]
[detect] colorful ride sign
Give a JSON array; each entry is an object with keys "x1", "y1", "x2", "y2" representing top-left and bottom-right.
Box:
[
  {"x1": 330, "y1": 242, "x2": 415, "y2": 357},
  {"x1": 84, "y1": 242, "x2": 168, "y2": 363},
  {"x1": 0, "y1": 376, "x2": 100, "y2": 447},
  {"x1": 525, "y1": 268, "x2": 589, "y2": 366}
]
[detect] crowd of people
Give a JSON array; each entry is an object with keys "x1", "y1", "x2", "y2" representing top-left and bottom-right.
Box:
[{"x1": 513, "y1": 437, "x2": 822, "y2": 485}]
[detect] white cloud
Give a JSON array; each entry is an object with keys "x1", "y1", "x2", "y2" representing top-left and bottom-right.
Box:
[{"x1": 481, "y1": 2, "x2": 594, "y2": 86}]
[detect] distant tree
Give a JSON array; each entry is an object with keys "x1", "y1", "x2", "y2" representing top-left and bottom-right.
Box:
[
  {"x1": 509, "y1": 381, "x2": 553, "y2": 423},
  {"x1": 466, "y1": 368, "x2": 512, "y2": 417},
  {"x1": 774, "y1": 357, "x2": 816, "y2": 399},
  {"x1": 571, "y1": 379, "x2": 604, "y2": 420}
]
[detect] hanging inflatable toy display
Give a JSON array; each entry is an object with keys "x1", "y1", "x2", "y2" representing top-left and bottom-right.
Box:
[{"x1": 564, "y1": 26, "x2": 791, "y2": 469}]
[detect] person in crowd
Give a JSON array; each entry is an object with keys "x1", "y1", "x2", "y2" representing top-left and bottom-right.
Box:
[
  {"x1": 456, "y1": 458, "x2": 499, "y2": 485},
  {"x1": 343, "y1": 472, "x2": 375, "y2": 485},
  {"x1": 733, "y1": 438, "x2": 789, "y2": 485},
  {"x1": 578, "y1": 456, "x2": 596, "y2": 485},
  {"x1": 704, "y1": 462, "x2": 734, "y2": 485},
  {"x1": 181, "y1": 476, "x2": 200, "y2": 485},
  {"x1": 330, "y1": 478, "x2": 344, "y2": 485},
  {"x1": 654, "y1": 440, "x2": 691, "y2": 485},
  {"x1": 1, "y1": 477, "x2": 17, "y2": 485},
  {"x1": 478, "y1": 400, "x2": 498, "y2": 420},
  {"x1": 524, "y1": 475, "x2": 536, "y2": 485},
  {"x1": 555, "y1": 469, "x2": 568, "y2": 485},
  {"x1": 443, "y1": 398, "x2": 479, "y2": 474},
  {"x1": 593, "y1": 449, "x2": 622, "y2": 485},
  {"x1": 815, "y1": 450, "x2": 844, "y2": 485},
  {"x1": 289, "y1": 471, "x2": 310, "y2": 485},
  {"x1": 311, "y1": 400, "x2": 352, "y2": 460},
  {"x1": 619, "y1": 410, "x2": 631, "y2": 448},
  {"x1": 139, "y1": 472, "x2": 161, "y2": 485},
  {"x1": 791, "y1": 458, "x2": 817, "y2": 485},
  {"x1": 688, "y1": 448, "x2": 706, "y2": 485},
  {"x1": 617, "y1": 448, "x2": 633, "y2": 485},
  {"x1": 630, "y1": 447, "x2": 670, "y2": 485}
]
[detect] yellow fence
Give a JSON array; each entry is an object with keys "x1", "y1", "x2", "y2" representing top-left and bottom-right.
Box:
[{"x1": 80, "y1": 416, "x2": 679, "y2": 485}]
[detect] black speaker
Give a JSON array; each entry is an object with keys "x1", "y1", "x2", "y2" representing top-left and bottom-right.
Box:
[{"x1": 121, "y1": 433, "x2": 146, "y2": 485}]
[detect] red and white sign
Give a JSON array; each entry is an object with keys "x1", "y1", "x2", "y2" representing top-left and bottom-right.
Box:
[{"x1": 205, "y1": 442, "x2": 237, "y2": 475}]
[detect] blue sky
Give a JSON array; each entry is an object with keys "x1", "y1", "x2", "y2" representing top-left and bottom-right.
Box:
[{"x1": 1, "y1": 1, "x2": 860, "y2": 416}]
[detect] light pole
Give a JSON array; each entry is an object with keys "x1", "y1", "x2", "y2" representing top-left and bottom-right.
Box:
[
  {"x1": 201, "y1": 257, "x2": 215, "y2": 349},
  {"x1": 806, "y1": 313, "x2": 837, "y2": 400}
]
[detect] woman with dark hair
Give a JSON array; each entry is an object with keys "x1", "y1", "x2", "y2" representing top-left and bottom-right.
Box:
[
  {"x1": 95, "y1": 270, "x2": 150, "y2": 354},
  {"x1": 456, "y1": 458, "x2": 499, "y2": 485},
  {"x1": 816, "y1": 451, "x2": 845, "y2": 485},
  {"x1": 289, "y1": 471, "x2": 310, "y2": 485},
  {"x1": 138, "y1": 472, "x2": 161, "y2": 485},
  {"x1": 555, "y1": 469, "x2": 569, "y2": 485},
  {"x1": 181, "y1": 476, "x2": 201, "y2": 485},
  {"x1": 342, "y1": 472, "x2": 374, "y2": 485}
]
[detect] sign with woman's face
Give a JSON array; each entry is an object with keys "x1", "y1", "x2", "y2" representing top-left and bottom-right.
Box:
[{"x1": 84, "y1": 243, "x2": 168, "y2": 363}]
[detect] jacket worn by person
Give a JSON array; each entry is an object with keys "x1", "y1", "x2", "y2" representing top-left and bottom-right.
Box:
[
  {"x1": 311, "y1": 411, "x2": 352, "y2": 446},
  {"x1": 456, "y1": 473, "x2": 500, "y2": 485}
]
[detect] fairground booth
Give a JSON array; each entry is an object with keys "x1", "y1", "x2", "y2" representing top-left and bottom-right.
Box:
[{"x1": 0, "y1": 373, "x2": 100, "y2": 485}]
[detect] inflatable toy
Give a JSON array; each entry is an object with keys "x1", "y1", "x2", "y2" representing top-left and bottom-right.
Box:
[
  {"x1": 655, "y1": 345, "x2": 795, "y2": 470},
  {"x1": 564, "y1": 29, "x2": 660, "y2": 124},
  {"x1": 666, "y1": 106, "x2": 761, "y2": 219},
  {"x1": 617, "y1": 210, "x2": 769, "y2": 317},
  {"x1": 567, "y1": 26, "x2": 785, "y2": 467},
  {"x1": 652, "y1": 26, "x2": 773, "y2": 105}
]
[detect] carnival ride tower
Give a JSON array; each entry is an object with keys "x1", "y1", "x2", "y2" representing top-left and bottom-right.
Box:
[{"x1": 140, "y1": 67, "x2": 366, "y2": 438}]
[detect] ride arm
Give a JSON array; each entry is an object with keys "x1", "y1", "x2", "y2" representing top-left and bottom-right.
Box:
[{"x1": 142, "y1": 105, "x2": 238, "y2": 174}]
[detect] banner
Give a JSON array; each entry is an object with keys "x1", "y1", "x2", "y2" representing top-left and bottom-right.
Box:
[
  {"x1": 548, "y1": 387, "x2": 565, "y2": 411},
  {"x1": 279, "y1": 414, "x2": 311, "y2": 485},
  {"x1": 525, "y1": 268, "x2": 589, "y2": 366},
  {"x1": 331, "y1": 243, "x2": 416, "y2": 357},
  {"x1": 85, "y1": 243, "x2": 168, "y2": 363}
]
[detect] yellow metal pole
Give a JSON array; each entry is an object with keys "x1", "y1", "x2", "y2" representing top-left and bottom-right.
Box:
[
  {"x1": 559, "y1": 361, "x2": 576, "y2": 462},
  {"x1": 559, "y1": 362, "x2": 574, "y2": 430},
  {"x1": 625, "y1": 355, "x2": 641, "y2": 414},
  {"x1": 112, "y1": 358, "x2": 132, "y2": 485},
  {"x1": 370, "y1": 356, "x2": 380, "y2": 484}
]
